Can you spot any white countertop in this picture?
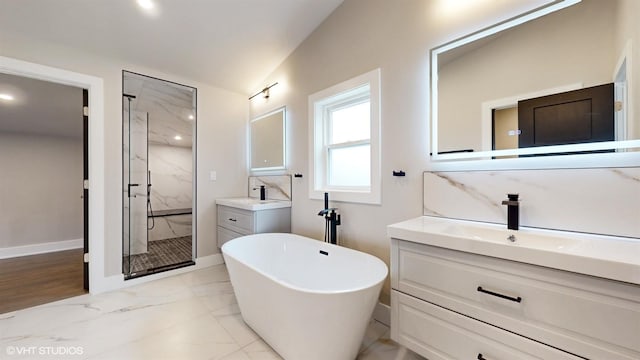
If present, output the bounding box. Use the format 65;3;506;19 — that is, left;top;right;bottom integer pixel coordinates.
216;197;291;211
388;216;640;285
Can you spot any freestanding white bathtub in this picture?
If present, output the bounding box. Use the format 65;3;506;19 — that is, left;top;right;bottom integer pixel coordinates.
222;233;388;360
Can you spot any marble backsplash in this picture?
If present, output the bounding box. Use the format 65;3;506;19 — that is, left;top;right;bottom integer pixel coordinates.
248;175;292;201
423;167;640;239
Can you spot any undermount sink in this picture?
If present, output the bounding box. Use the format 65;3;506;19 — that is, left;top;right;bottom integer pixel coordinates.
216;197;291;211
388;216;640;285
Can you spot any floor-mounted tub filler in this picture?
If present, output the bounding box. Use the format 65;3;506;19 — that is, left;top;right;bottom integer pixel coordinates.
222;233;388;360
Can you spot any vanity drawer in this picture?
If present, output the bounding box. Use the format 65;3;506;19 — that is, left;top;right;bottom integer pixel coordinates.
217;205;254;234
217;226;243;248
394;240;640;359
392;291;580;360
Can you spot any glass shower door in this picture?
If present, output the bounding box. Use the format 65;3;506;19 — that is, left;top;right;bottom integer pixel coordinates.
123;96;132;275
122;70;196;279
123;95;149;277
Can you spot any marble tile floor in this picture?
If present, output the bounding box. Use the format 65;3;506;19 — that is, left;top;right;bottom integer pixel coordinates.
0;264;424;360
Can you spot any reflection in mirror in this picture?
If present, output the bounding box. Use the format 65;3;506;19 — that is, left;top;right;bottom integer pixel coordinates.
250;107;285;171
432;0;640;160
122;70;196;278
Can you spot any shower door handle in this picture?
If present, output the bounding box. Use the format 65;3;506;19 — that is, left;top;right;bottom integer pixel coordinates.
128;183;140;198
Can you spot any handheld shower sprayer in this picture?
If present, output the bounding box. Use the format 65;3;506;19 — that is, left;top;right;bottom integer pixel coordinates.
147;170;155;230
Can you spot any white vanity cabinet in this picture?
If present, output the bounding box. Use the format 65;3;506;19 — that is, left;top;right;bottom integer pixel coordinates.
216;204;291;248
390;238;640;360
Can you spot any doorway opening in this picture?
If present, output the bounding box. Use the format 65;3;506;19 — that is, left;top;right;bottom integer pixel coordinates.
0;72;88;313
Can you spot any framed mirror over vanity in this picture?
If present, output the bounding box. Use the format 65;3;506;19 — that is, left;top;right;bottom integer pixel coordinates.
431;0;640;163
250;107;286;171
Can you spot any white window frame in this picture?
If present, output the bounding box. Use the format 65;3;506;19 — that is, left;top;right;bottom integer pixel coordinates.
308;68;381;204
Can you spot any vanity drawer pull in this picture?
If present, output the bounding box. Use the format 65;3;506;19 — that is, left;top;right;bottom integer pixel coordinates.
228;218;237;222
477;286;522;303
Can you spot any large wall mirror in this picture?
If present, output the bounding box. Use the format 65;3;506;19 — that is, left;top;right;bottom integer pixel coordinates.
250;107;286;171
431;0;640;161
122;70;196;279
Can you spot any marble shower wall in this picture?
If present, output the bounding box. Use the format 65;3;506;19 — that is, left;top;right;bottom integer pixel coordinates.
423;167;640;239
124;71;196;243
149;144;193;241
124;110;148;255
248;175;292;201
124;73;195;147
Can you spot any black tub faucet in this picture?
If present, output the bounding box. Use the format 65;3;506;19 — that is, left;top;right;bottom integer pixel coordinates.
318;192;341;244
501;193;519;230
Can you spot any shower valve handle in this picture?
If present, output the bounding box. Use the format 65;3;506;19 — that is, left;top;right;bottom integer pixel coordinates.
128;183;140;198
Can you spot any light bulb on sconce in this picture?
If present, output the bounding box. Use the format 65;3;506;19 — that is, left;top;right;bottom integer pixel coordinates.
174;135;182;141
188;114;194;120
248;82;278;101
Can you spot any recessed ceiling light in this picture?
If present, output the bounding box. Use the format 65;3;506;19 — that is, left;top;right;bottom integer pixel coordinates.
137;0;154;10
188;114;194;120
0;93;14;101
174;135;182;140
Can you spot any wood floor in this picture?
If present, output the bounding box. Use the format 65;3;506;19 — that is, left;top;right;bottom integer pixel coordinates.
0;249;87;314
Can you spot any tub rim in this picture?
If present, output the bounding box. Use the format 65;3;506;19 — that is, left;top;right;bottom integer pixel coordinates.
222;233;388;295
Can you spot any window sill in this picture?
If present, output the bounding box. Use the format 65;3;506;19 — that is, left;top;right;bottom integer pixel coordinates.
310;188;380;205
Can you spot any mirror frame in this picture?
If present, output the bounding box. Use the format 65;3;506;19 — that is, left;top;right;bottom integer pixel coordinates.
430;0;640;165
249;106;286;172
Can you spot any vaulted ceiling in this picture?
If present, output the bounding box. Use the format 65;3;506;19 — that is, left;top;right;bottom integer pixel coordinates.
0;0;344;137
0;0;344;94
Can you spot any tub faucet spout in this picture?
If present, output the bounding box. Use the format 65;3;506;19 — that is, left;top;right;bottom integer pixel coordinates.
318;192;341;244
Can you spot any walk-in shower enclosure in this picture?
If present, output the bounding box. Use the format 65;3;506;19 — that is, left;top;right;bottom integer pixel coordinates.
122;71;196;278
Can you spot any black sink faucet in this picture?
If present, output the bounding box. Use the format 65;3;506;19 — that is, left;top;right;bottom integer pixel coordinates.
252;185;267;200
501;193;519;230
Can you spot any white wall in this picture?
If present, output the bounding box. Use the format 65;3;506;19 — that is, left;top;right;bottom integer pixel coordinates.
615;0;640;140
250;0;638;304
0;33;248;277
0;132;82;248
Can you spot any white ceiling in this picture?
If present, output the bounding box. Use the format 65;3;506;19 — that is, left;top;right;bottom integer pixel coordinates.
0;0;344;94
0;73;83;138
0;0;343;138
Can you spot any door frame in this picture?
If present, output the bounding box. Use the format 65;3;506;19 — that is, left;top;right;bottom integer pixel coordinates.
0;56;106;293
83;89;89;290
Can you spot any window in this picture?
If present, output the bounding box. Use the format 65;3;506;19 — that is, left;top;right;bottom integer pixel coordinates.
309;69;381;204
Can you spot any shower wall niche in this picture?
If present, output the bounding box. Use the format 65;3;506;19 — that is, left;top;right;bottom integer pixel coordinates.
122;71;196;279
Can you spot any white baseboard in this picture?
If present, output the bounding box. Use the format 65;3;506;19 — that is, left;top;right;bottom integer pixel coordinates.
373;302;391;326
0;238;83;259
195;253;224;268
90;253;224;294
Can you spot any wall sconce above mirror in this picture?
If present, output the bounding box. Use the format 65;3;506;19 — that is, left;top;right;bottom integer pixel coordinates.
250;107;286;171
431;0;640;162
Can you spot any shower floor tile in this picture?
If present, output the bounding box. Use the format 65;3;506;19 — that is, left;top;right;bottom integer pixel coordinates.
124;235;193;275
0;263;425;360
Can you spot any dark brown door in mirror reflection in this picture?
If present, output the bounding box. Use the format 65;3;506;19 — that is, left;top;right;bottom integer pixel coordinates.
518;83;614;149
